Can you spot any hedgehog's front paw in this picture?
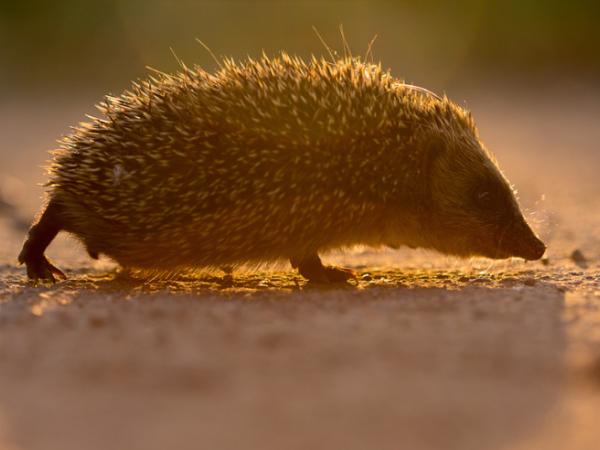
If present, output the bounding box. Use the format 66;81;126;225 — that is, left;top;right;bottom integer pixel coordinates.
18;246;66;286
291;254;356;284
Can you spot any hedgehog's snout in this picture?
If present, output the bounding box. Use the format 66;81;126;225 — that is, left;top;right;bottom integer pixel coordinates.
498;219;546;261
518;234;546;261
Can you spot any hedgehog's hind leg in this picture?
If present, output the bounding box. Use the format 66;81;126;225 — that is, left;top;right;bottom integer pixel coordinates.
290;253;356;284
18;197;67;285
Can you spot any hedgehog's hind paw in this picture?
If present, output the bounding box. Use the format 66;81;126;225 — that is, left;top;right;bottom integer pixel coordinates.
18;250;66;285
321;264;356;283
291;254;356;284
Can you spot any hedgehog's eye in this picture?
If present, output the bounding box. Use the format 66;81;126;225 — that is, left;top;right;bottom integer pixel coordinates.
477;191;492;206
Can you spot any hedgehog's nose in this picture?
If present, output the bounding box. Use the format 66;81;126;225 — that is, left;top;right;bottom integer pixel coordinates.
523;236;546;261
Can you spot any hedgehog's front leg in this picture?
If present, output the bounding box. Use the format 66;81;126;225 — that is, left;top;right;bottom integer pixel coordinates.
290;253;356;284
18;197;67;285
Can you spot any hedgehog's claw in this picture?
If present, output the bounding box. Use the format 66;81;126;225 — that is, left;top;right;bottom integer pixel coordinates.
19;250;66;285
291;254;356;283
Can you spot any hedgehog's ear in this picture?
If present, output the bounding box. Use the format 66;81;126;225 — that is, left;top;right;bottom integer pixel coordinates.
424;137;446;156
420;137;449;203
422;137;447;175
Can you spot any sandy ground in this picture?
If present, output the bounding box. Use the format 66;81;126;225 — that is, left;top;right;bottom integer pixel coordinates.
1;77;600;450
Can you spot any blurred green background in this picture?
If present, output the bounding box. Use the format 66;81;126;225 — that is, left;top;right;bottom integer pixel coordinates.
1;0;599;95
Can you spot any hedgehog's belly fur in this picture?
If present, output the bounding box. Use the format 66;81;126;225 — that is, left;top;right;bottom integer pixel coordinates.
61;193;404;273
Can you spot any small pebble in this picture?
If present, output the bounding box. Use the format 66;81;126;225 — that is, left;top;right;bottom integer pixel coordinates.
523;277;536;286
571;249;586;262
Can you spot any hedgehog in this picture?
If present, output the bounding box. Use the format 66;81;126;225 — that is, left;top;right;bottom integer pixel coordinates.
18;51;545;284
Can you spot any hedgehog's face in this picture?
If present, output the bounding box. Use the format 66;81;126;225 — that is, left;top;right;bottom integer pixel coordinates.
423;137;545;261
